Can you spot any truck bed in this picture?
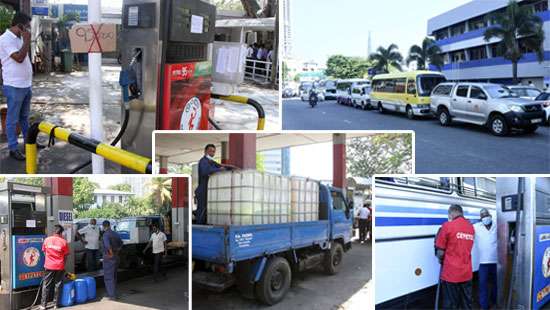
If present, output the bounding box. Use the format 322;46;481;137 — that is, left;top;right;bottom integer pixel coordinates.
193;221;330;264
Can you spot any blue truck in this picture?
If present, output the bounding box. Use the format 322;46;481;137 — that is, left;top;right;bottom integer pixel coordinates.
192;183;353;305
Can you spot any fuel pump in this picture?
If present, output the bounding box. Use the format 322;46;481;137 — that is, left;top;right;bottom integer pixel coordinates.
496;177;550;309
0;183;48;310
120;0;217;159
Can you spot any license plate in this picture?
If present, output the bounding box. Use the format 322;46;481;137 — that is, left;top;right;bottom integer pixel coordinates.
531;118;542;124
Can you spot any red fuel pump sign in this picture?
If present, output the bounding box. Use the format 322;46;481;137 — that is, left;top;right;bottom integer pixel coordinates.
161;61;212;130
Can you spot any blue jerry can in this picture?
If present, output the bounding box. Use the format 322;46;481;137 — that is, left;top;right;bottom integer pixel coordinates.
74;278;88;304
59;281;75;307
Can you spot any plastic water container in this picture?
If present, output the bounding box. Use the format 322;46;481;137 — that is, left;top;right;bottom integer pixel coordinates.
74;278;88;304
60;281;75;307
207;170;291;225
291;177;320;222
83;276;96;300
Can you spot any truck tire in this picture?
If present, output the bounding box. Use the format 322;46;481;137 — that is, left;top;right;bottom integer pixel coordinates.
324;242;344;275
489;114;509;136
255;257;292;305
437;107;451;126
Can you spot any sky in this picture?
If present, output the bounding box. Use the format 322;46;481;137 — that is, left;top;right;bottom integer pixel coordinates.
290;0;472;65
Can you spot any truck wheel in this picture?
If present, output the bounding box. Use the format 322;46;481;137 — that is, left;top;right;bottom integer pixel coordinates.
437;108;451;126
255;257;292;305
489;115;509;136
324;242;344;275
406;106;415;120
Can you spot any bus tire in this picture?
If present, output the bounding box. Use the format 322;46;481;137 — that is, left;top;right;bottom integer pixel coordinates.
366;100;373;110
324;242;344;275
378;102;386;114
406;106;415;120
437;107;451;126
255;257;292;305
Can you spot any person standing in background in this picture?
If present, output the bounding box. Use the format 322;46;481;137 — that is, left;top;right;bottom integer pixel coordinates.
474;208;497;310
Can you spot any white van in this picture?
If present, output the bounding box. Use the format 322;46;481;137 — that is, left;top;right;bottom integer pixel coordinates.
351;85;373;110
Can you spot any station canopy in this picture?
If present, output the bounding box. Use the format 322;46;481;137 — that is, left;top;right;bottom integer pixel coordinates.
155;133;374;165
216;17;276;31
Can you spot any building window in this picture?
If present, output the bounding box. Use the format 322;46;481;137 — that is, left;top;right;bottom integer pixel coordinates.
519;38;536;54
468;16;487;31
119;196;123;203
490;43;504;58
533;0;548;13
468;46;487;61
451;50;466;63
450;23;466;36
434;29;449;41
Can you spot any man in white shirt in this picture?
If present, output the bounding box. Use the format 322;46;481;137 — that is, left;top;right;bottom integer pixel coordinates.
77;218;100;272
473;208;497;310
358;203;371;244
0;13;33;160
143;223;167;282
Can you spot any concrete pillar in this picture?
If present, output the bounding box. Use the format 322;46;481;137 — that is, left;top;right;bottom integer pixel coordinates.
43;177;75;273
228;133;256;169
221;141;229;164
159;156;169;174
333;134;347;190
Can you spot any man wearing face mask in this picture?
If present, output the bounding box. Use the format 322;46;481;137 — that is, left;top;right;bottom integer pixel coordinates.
0;13;34;161
473;208;497;310
77;218;100;272
435;204;475;309
195;144;238;224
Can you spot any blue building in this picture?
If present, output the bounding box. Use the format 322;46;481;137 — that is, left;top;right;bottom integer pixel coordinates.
428;0;550;88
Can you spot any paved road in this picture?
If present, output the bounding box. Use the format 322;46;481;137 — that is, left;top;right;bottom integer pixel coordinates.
282;98;550;174
193;239;372;310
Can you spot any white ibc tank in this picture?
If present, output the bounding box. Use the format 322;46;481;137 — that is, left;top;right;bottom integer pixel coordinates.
207;170;291;225
290;177;320;222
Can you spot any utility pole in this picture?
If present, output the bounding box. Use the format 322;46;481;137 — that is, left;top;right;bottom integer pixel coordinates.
88;0;105;173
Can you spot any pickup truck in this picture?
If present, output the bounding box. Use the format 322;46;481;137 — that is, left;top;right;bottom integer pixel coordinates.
192;183;353;305
430;82;546;136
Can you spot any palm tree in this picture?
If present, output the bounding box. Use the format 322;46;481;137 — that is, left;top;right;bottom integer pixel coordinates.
407;37;444;71
148;177;172;213
483;0;544;84
369;44;403;74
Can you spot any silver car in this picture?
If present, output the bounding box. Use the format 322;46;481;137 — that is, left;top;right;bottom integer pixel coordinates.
431;82;546;136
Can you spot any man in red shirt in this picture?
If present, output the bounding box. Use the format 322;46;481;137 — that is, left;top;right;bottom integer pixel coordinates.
40;225;69;310
435;204;475;309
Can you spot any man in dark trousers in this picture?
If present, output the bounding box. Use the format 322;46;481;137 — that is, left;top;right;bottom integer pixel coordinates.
143;223;167;282
194;144;237;224
435;204;475;309
40;225;69;310
358;203;370;243
102;220;123;300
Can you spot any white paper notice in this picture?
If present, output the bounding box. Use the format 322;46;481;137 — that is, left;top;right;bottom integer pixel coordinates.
191;15;204;34
26;220;36;228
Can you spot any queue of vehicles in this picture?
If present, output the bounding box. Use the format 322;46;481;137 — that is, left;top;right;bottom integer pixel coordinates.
327;71;549;136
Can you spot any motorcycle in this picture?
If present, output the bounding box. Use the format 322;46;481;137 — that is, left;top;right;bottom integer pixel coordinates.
309;90;318;108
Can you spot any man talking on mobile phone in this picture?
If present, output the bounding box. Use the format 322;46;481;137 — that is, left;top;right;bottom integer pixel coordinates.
0;12;34;161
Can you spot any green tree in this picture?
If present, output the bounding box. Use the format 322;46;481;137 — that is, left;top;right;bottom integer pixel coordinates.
484;0;545;84
325;55;371;79
0;6;14;34
73;178;98;212
109;183;132;192
347;134;412;176
369;44;403;74
407;37;444;71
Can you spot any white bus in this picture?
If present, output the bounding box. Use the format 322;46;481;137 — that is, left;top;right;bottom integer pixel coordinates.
375;177;496;308
336;79;371;105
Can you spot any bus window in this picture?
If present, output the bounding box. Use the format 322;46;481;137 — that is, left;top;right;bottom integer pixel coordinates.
392;177;451;191
458;177;496;200
417;75;446;96
395;78;406;93
407;79;416;95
